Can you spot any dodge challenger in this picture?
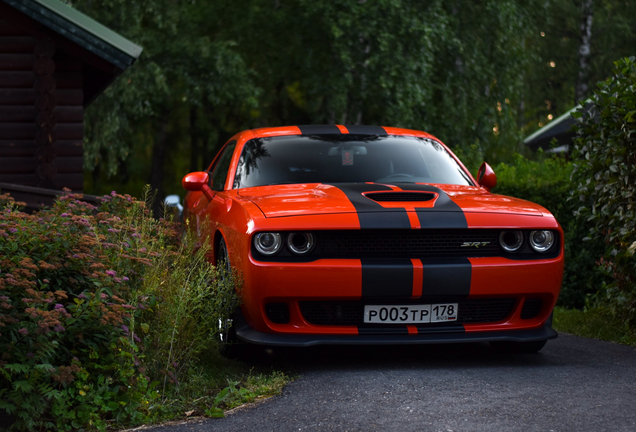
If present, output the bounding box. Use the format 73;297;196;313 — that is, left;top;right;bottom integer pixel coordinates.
181;125;564;354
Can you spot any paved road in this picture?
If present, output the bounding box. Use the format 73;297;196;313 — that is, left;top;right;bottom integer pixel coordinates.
143;333;636;432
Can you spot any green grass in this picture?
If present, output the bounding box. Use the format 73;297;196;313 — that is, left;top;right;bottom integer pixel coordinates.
145;350;291;422
553;306;636;346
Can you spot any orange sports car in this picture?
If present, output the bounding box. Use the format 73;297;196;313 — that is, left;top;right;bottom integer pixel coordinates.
182;125;563;353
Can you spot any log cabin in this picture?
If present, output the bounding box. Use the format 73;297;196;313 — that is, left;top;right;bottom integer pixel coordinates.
0;0;141;210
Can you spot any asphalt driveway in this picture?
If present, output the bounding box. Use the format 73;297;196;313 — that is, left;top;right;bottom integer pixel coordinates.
141;333;636;432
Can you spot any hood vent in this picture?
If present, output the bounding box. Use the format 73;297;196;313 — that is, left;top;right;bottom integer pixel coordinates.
365;192;435;202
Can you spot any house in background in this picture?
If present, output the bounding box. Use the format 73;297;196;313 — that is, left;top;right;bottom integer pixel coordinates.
0;0;141;210
523;105;585;154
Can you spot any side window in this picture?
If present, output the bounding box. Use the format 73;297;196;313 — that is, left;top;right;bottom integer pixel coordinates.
210;141;237;191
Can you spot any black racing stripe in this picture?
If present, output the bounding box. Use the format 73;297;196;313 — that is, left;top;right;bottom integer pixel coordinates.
415;211;467;229
328;183;411;229
358;326;409;335
361;258;413;298
421;259;472;298
298;125;342;135
397;183;468;229
416;325;465;334
344;125;387;135
358;212;410;229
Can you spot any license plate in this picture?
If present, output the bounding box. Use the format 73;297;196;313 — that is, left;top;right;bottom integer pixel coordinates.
363;303;458;324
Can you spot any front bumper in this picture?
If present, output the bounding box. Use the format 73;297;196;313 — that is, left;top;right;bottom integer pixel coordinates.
239;255;564;336
233;309;558;347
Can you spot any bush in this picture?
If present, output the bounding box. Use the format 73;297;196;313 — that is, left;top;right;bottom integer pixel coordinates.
493;153;605;308
571;56;636;325
0;189;240;430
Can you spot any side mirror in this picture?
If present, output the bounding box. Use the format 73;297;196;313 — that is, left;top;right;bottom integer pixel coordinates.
477;162;497;191
182;172;215;200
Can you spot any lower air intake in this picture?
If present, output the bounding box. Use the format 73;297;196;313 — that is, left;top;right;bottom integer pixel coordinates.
520;298;543;319
265;302;290;324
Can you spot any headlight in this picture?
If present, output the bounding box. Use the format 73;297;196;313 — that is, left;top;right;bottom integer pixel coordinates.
254;232;282;255
499;230;524;253
287;232;315;255
529;230;555;253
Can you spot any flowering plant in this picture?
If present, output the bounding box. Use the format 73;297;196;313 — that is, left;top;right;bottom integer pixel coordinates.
0;189;239;430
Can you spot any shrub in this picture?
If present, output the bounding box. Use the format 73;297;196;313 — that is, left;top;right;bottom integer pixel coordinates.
0;189;239;430
493;153;605;308
571;56;636;325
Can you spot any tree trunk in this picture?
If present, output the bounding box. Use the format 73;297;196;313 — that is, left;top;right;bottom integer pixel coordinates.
575;0;593;104
189;106;200;172
150;114;168;216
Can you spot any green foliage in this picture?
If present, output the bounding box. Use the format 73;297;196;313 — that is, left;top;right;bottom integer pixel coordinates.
493;153;605;308
0;189;240;430
222;0;544;162
553;306;636;346
65;0;562;198
65;0;259;199
571;56;636;325
522;0;636;136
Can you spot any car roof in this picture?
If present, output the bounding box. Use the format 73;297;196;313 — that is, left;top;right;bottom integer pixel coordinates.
249;125;441;141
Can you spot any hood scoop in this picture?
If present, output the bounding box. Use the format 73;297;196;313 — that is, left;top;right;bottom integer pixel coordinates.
365;192;435;202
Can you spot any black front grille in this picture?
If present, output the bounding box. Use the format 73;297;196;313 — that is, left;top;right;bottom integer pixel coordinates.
521;298;543;319
317;229;501;259
365;192;435;202
300;298;516;326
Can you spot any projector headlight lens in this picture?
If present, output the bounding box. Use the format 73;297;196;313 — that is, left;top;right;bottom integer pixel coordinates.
287;232;315;255
529;230;555;253
254;232;282;255
499;230;524;253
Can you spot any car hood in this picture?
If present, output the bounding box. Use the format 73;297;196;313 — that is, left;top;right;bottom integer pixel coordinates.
237;183;544;218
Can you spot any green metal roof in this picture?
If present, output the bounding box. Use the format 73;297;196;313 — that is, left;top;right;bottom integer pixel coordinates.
522;105;581;146
2;0;142;69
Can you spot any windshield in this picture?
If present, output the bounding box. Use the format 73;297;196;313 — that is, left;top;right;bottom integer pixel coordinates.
233;135;473;189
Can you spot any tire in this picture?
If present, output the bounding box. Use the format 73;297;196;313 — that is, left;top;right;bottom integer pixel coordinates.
217;237;231;275
489;339;547;354
216;237;242;357
218;317;241;358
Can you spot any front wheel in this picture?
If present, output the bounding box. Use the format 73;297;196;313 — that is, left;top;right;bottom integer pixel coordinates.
216;237;242;357
489;340;547;354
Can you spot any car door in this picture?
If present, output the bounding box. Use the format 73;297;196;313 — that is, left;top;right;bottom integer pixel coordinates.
192;141;237;253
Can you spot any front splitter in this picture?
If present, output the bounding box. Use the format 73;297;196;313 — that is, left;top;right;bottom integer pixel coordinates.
233;312;558;347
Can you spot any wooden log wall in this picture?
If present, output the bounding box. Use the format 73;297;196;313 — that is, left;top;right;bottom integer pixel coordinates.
0;18;84;191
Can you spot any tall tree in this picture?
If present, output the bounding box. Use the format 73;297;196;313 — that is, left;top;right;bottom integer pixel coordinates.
67;0;258;201
575;0;594;103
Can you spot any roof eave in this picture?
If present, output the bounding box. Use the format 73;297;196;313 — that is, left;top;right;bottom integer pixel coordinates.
1;0;142;70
